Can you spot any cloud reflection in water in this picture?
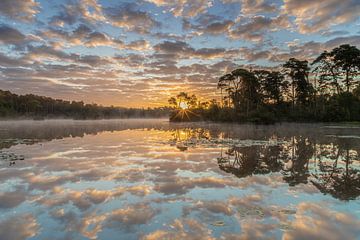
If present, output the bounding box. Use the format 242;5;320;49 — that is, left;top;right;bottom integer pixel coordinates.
0;120;359;239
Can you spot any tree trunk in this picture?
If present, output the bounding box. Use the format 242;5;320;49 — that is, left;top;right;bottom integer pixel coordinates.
346;69;350;92
292;81;295;110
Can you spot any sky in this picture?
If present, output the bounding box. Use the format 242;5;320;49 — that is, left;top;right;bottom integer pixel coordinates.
0;0;359;107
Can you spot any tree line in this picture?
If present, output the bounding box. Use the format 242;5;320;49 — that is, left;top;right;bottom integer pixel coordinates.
169;44;360;123
0;90;171;119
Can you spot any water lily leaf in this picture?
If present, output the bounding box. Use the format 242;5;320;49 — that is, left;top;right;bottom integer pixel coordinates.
279;209;296;215
279;222;293;231
237;207;265;218
211;221;225;226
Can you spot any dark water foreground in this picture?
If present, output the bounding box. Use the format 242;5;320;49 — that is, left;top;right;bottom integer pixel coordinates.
0;119;359;240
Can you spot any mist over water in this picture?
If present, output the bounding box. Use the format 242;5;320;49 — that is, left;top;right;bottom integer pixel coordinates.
0;119;359;239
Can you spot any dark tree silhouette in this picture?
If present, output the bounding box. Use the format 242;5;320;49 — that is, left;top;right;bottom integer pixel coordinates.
218;68;261;116
254;70;288;104
218;72;241;111
312;51;341;94
283;58;313;107
168;92;197;109
331;44;360;92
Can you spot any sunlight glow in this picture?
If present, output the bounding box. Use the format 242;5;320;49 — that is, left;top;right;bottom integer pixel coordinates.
179;102;188;110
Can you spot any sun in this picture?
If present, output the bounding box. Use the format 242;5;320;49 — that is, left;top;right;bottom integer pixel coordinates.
179;102;188;110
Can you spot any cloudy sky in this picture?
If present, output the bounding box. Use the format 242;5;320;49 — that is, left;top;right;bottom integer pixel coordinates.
0;0;359;107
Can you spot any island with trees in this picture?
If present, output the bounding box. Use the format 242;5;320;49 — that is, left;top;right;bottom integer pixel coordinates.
169;44;360;123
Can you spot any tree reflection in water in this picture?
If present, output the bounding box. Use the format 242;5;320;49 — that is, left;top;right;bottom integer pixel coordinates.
165;125;360;201
311;138;360;200
169;128;212;151
217;136;360;201
218;145;283;178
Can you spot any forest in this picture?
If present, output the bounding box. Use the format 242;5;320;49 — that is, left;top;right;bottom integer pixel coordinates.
169;44;360;123
0;90;171;119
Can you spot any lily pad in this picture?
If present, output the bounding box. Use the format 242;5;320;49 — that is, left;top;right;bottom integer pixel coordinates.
279;209;296;215
279;222;293;231
211;221;225;226
237;206;265;218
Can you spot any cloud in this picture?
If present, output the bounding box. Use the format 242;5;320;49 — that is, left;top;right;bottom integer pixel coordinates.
0;53;27;67
50;0;105;26
126;40;151;51
153;176;239;195
25;45;76;62
0;188;27;209
0;25;27;46
223;221;278;239
182;9;289;41
146;0;213;18
229;15;291;41
83;31;114;47
0;214;39;240
23;44;113;66
321;30;350;37
153;40;238;59
324;35;360;49
141;218;214;240
183;200;233;216
0;0;40;22
79;0;105;23
283;0;360;33
50;209;106;239
183;15;235;36
240;0;277;15
36;185;152;211
105;203;159;229
269;35;360;62
50;3;79;26
41;24;151;51
239;47;271;62
283;202;360;239
198;20;235;35
105;3;160;34
222;0;277;15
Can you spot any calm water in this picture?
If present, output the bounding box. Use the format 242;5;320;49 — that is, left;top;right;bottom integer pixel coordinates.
0;119;359;240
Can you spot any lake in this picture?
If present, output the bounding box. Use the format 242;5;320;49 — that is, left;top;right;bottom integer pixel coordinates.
0;119;359;240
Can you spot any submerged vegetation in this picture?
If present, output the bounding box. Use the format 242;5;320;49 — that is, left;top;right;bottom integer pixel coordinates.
0;90;171;119
169;44;360;123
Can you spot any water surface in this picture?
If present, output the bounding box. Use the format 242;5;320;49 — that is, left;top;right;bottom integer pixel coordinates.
0;119;359;240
